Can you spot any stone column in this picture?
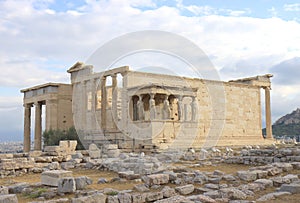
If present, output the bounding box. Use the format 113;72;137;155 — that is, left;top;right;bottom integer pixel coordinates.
177;95;183;121
112;74;118;126
265;87;272;139
34;102;42;151
121;72;128;132
23;103;31;152
101;76;107;130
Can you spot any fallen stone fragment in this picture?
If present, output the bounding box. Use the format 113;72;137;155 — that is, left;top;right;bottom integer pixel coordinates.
8;182;30;194
118;192;132;203
143;174;169;186
188;194;216;203
0;186;8;195
41;170;73;187
145;191;164;202
153;195;192;203
237;171;257;182
75;176;93;190
161;186;176;198
279;183;300;194
256;191;291;202
254;179;273;187
71;192;106;203
220;188;247;200
175;184;194;195
58;177;76;193
134;184;149;192
0;194;18;203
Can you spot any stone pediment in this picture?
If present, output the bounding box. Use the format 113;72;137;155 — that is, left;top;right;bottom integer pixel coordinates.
67;61;84;73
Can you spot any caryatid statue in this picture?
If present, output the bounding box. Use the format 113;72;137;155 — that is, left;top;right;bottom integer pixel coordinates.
137;95;144;120
163;95;171;119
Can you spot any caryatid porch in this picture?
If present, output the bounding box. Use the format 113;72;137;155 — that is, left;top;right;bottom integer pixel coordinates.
128;84;198;122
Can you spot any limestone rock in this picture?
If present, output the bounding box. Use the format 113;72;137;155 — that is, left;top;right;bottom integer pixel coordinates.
154;195;191;203
58;177;76;193
75;176;93;190
0;186;8;195
267;167;282;176
41;170;73;187
8;182;29;194
254;179;273;187
61;162;75;170
279;183;300;194
161;186;176;198
117;192;132;203
237;171;257;181
175;184;194;195
0;194;18;203
131;193;146;203
46;162;60;170
88;144;101;159
143;174;169;186
134;184;150;192
188;194;216;203
107;195;119;203
97;178;108;184
145;191;164;202
220;188;247;200
256;191;291;202
71;192;106;203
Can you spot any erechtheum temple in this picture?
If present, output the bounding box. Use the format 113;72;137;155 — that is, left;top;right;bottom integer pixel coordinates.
21;62;273;152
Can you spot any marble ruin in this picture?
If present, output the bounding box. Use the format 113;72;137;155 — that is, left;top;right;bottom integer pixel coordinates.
21;62;274;152
21;83;73;152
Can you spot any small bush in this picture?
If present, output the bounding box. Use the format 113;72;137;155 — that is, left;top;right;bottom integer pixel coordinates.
106;191;119;196
43;126;84;150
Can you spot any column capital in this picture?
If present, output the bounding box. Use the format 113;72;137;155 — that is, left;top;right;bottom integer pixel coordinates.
111;73;117;78
120;71;128;77
24;103;33;108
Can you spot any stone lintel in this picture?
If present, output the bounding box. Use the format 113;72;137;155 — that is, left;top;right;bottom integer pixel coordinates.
229;74;273;88
100;66;129;77
20;83;69;93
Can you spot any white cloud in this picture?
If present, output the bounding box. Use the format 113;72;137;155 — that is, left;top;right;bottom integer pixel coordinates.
1;0;300;139
284;3;300;11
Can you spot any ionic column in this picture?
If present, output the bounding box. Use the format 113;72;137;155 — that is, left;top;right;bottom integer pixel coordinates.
34;102;42;151
112;74;118;126
23;103;32;152
265;87;272;139
101;76;107;130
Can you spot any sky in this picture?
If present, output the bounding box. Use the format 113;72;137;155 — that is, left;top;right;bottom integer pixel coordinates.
1;0;300;142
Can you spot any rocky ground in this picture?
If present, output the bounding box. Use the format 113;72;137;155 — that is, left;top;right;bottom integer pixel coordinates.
0;142;300;203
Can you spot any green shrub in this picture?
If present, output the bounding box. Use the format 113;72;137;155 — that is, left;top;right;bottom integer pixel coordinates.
43;126;84;150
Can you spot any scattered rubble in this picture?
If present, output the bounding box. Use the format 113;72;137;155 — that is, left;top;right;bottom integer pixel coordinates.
1;143;300;202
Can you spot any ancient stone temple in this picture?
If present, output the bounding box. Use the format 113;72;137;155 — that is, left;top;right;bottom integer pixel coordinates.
21;62;274;152
21;83;73;152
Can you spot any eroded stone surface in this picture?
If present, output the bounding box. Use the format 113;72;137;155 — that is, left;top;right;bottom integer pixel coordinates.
41;170;73;187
